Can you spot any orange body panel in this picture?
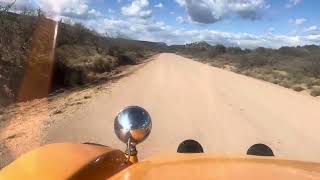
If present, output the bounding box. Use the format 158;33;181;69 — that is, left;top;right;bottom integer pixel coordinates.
0;143;129;180
2;144;320;180
110;154;320;180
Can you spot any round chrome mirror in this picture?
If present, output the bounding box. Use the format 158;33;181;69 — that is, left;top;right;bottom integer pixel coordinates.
114;106;152;145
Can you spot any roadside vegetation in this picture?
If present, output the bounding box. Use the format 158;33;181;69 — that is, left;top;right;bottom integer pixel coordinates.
1;5;320;108
170;41;320;97
0;9;166;108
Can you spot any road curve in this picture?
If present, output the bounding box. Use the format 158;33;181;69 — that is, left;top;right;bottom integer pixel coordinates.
45;53;320;162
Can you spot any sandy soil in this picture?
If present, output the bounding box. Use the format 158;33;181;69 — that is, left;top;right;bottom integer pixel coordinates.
1;53;320;168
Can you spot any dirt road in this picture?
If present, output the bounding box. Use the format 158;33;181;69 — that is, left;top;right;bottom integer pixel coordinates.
45;53;320;162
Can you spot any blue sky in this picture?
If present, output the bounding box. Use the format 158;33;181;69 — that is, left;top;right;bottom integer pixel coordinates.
3;0;320;48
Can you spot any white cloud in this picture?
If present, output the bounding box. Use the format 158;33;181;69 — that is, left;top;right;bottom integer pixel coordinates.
305;26;318;32
154;3;163;8
268;27;275;33
3;0;319;48
289;18;307;25
286;0;302;8
176;16;183;24
104;18;130;31
36;0;85;14
304;26;320;35
88;9;102;17
1;0;103;20
176;16;188;24
305;34;320;42
121;0;152;18
108;8;115;14
175;0;186;7
26;0;102;20
100;16;320;48
63;3;89;16
174;0;268;24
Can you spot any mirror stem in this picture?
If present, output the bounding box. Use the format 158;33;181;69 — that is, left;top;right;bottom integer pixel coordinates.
125;138;138;163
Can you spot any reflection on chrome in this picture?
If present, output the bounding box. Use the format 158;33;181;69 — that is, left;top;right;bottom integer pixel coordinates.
114;106;152;144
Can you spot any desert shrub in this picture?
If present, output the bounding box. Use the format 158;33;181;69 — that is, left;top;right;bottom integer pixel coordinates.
242;70;252;76
279;80;293;88
239;53;273;68
52;61;87;88
215;44;226;54
292;85;305;92
259;74;275;82
92;56;117;73
207;44;227;58
57;22;99;47
271;78;281;84
186;41;211;51
310;87;320;97
304;78;319;88
313;79;320;86
0;11;40;104
117;53;137;65
287;73;307;84
108;46;122;57
208;47;218;58
255;47;268;54
305;57;320;78
93;57;108;73
278;46;309;57
227;47;242;54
